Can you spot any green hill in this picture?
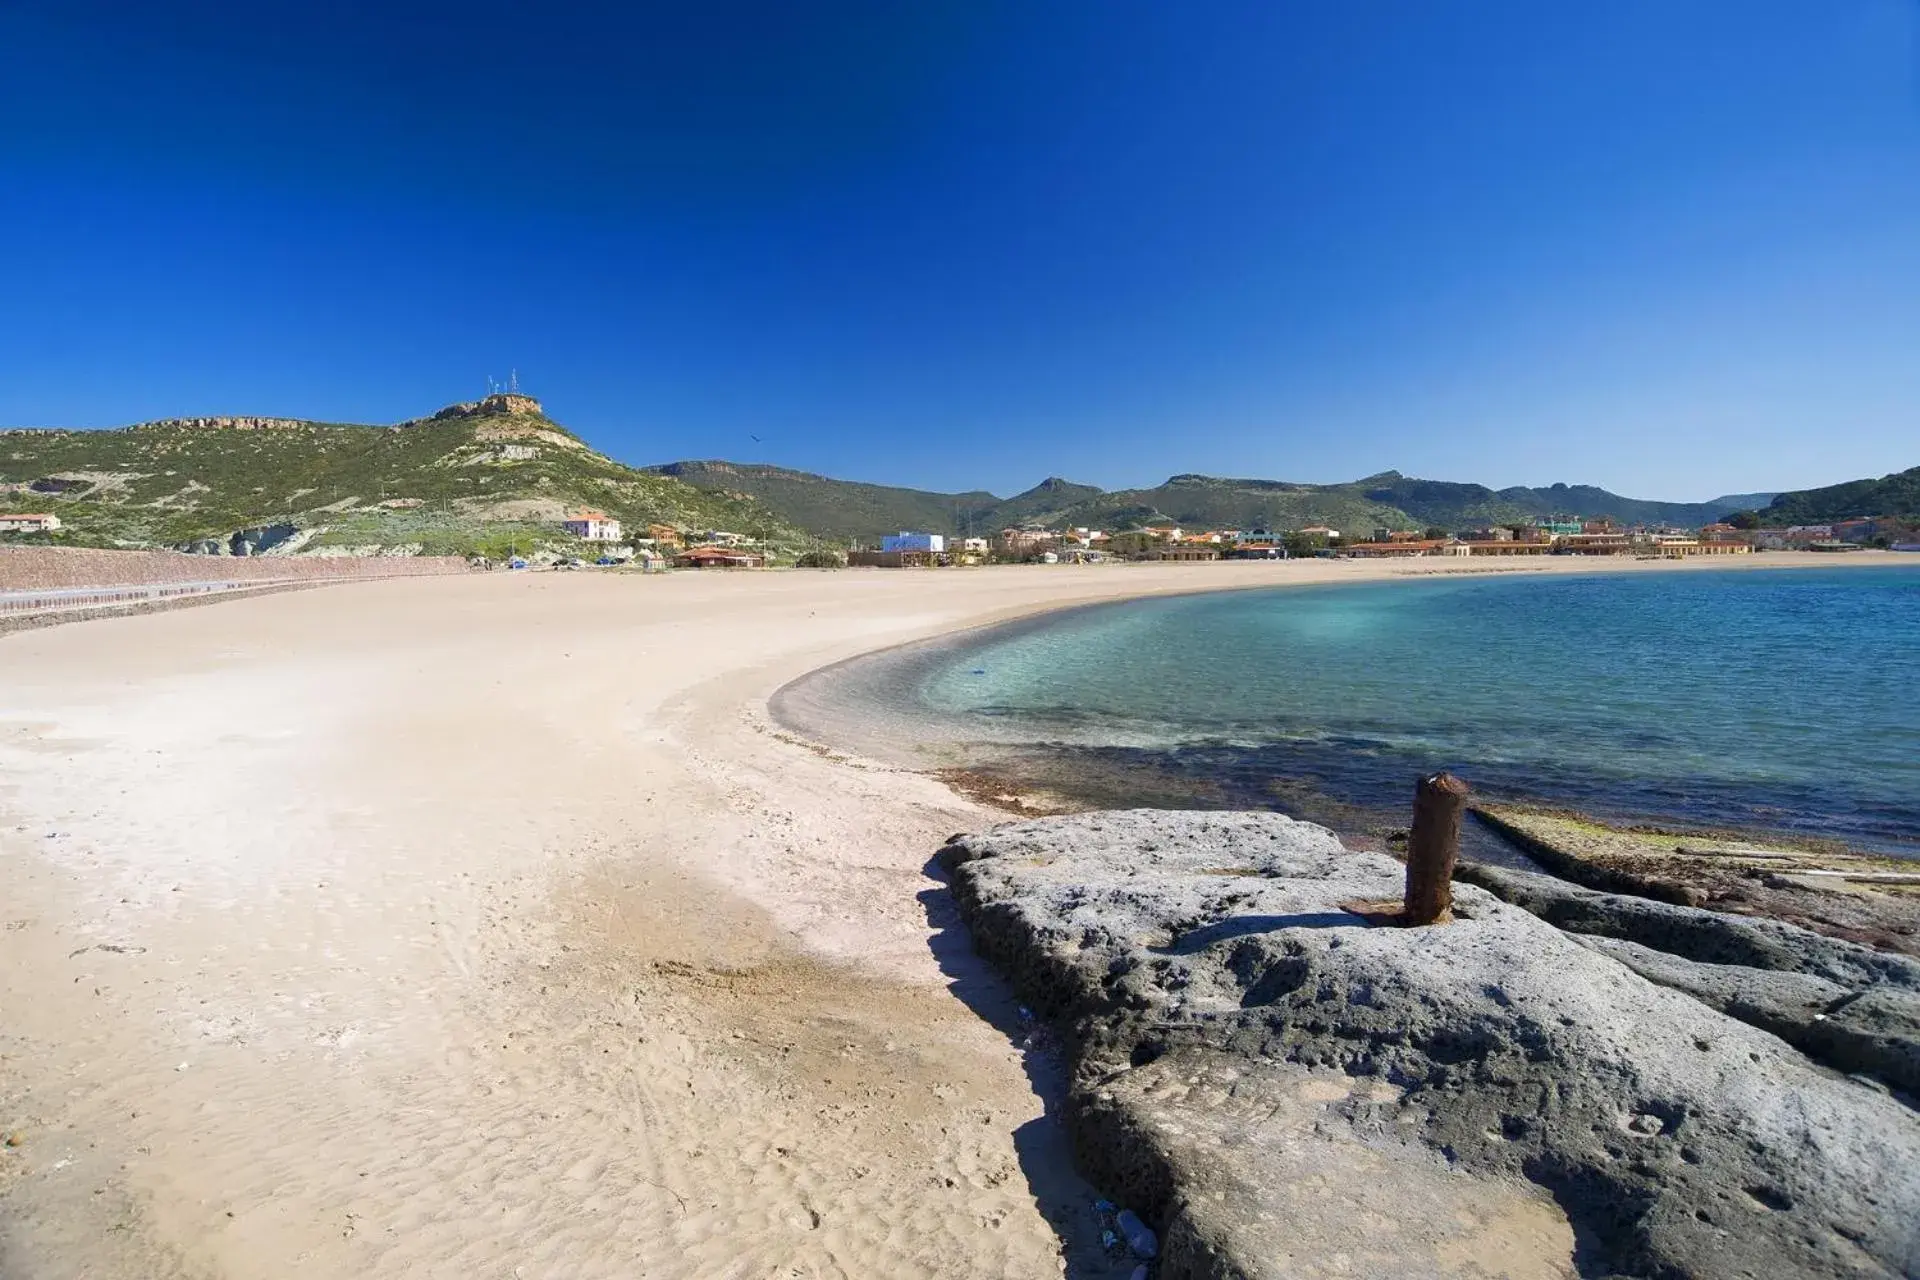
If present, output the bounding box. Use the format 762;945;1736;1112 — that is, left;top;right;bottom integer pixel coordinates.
0;396;801;558
647;460;1000;543
1101;473;1767;533
1758;466;1920;525
1044;474;1410;535
986;476;1108;528
2;394;1813;560
1355;475;1776;530
651;459;1771;540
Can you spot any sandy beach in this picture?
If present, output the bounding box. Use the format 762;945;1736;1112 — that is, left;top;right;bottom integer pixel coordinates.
0;551;1904;1279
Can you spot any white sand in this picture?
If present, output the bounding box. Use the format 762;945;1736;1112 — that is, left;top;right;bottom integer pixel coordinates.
0;552;1903;1278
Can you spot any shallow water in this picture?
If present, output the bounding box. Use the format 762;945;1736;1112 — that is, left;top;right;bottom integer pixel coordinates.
825;565;1920;856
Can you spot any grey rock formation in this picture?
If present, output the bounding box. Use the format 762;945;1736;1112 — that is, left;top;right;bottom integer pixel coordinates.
938;810;1920;1280
1462;863;1920;1099
174;524;305;557
1458;864;1920;987
228;523;301;557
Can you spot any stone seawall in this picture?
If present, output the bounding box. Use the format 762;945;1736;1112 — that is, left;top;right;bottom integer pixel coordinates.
937;810;1920;1280
0;546;471;592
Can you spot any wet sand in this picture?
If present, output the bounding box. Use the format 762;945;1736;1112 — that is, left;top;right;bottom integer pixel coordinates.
0;552;1900;1278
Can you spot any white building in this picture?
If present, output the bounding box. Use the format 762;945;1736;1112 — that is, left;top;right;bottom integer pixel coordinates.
961;537;990;554
0;513;61;534
562;510;623;542
881;531;945;554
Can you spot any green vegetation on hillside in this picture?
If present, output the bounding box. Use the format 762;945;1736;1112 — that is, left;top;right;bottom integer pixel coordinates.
8;392;1870;558
1759;466;1920;525
1365;475;1772;530
652;460;1773;540
647;461;1000;542
985;476;1108;528
1043;475;1411;536
0;401;802;556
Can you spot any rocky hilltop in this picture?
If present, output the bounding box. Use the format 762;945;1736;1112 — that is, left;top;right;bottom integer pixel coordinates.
422;392;547;422
127;415;312;432
938;810;1920;1280
0;396;800;558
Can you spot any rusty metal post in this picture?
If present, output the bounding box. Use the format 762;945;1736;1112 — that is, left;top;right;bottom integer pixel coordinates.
1404;772;1469;925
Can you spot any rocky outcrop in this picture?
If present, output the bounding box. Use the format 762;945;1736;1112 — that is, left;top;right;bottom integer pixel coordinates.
1470;807;1920;955
228;523;301;556
1461;863;1920;1099
937;810;1920;1280
256;528;319;557
426;393;544;421
173;524;304;557
129;416;310;432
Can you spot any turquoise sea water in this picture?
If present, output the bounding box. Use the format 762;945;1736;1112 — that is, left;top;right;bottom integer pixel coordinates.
914;566;1920;854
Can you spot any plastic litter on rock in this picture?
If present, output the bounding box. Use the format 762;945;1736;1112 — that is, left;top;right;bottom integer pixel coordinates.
1116;1208;1159;1259
1092;1198;1158;1267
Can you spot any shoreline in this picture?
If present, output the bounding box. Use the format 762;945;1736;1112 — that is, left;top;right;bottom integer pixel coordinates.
775;549;1913;719
770;554;1920;860
0;551;1909;1278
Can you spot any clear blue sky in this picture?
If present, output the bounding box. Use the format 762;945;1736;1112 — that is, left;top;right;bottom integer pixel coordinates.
3;2;1915;501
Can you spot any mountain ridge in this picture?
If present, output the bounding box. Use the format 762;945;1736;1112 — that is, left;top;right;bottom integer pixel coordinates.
8;396;1909;554
648;460;1002;542
1758;466;1920;525
650;459;1783;541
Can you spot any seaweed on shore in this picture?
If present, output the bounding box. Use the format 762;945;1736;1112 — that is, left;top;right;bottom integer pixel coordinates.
1472;805;1920;957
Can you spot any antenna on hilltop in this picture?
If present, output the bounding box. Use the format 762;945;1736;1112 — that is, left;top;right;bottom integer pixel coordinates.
509;368;520;395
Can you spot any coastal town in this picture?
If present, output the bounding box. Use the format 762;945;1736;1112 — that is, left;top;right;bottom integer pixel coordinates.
13;503;1912;574
832;513;1920;569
